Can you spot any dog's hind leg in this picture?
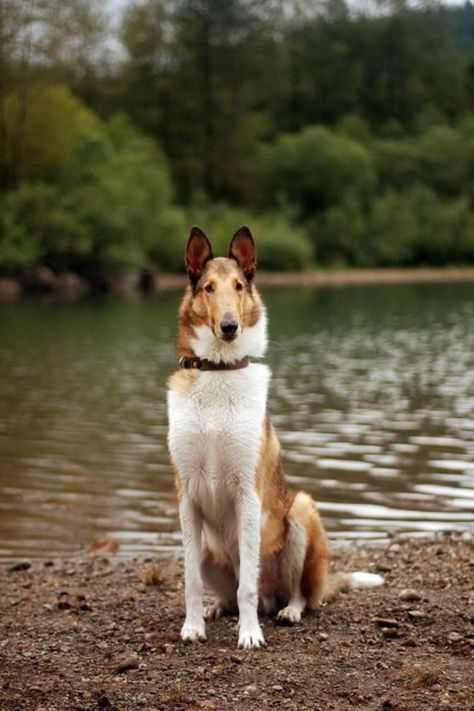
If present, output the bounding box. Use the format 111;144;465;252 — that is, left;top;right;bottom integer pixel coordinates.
277;492;329;625
201;549;238;620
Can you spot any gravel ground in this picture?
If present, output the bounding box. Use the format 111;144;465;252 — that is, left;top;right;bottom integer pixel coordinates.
1;534;473;711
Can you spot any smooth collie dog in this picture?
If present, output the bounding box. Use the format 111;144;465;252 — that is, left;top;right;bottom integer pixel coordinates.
167;226;383;649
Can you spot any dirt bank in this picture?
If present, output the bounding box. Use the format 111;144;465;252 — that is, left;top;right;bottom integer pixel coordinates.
1;534;473;711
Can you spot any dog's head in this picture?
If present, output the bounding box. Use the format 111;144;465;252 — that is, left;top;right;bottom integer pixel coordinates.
177;226;267;362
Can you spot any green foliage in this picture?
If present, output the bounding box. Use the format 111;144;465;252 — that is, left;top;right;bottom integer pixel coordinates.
3;0;474;277
62;116;185;272
0;183;90;273
0;215;42;274
312;198;369;266
368;191;419;266
375;124;474;197
264;126;376;219
4;84;99;183
0;111;187;275
312;185;474;268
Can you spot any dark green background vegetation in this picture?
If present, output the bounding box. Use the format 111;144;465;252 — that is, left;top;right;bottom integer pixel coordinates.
2;0;474;278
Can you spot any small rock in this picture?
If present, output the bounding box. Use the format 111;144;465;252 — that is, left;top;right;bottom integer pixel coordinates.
399;588;422;602
407;609;425;620
272;685;283;691
8;561;31;572
319;633;329;640
376;562;393;573
382;628;401;639
447;632;463;643
115;654;140;673
245;685;257;693
373;617;399;628
403;638;417;647
0;278;21;300
230;654;243;664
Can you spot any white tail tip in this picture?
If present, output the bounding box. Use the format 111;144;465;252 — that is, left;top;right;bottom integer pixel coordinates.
349;571;384;588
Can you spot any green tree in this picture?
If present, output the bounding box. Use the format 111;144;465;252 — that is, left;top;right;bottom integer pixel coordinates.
264;125;376;218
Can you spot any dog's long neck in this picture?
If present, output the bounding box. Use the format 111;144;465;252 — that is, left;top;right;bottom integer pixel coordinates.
176;287;268;365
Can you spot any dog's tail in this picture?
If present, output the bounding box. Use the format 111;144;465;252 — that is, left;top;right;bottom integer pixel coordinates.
324;571;384;601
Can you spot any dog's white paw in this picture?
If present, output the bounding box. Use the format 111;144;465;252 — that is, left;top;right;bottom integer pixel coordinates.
181;621;207;643
238;625;265;649
204;602;225;621
276;606;301;625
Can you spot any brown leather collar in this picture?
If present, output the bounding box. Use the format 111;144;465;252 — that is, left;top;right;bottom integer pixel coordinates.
179;356;250;371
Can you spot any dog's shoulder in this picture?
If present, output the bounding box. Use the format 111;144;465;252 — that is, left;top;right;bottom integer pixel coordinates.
167;369;198;397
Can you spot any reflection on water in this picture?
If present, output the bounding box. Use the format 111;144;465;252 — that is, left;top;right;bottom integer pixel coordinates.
0;283;474;559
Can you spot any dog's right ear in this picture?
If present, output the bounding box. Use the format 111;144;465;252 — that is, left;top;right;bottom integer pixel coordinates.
185;226;213;287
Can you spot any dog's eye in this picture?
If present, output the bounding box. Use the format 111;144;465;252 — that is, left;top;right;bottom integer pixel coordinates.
235;282;243;292
204;283;214;293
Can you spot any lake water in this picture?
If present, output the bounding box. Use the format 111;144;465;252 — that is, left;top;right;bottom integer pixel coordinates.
1;283;474;560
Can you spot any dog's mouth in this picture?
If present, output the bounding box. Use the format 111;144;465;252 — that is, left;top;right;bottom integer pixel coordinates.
221;331;238;343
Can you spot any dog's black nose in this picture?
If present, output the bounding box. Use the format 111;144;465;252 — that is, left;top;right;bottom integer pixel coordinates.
220;318;238;338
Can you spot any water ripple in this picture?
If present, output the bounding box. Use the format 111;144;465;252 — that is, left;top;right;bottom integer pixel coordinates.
1;284;474;559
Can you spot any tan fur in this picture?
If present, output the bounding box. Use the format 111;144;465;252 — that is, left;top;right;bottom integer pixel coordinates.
167;369;198;398
255;417;294;558
289;492;330;607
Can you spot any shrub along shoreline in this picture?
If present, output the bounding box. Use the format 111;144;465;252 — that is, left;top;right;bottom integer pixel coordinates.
4;109;474;282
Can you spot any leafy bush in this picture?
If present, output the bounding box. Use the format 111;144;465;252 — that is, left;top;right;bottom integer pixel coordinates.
368;191;419;266
0;215;42;274
61;116;186;273
263;125;376;219
375;123;474;198
0;112;187;276
4;84;98;181
0;183;90;273
311;198;369;266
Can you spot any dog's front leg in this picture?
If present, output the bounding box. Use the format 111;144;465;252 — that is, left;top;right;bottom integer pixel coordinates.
179;495;206;642
236;491;265;649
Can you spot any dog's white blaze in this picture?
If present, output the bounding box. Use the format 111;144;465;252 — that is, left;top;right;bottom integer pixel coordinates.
168;362;270;559
190;307;268;363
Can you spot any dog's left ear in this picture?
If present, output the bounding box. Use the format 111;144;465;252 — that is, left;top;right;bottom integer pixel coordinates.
229;226;256;282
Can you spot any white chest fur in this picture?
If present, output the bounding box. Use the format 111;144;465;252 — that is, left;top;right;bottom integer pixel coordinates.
168;364;270;560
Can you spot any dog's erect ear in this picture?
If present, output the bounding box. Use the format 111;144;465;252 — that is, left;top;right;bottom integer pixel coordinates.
229;226;256;282
185;226;213;286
